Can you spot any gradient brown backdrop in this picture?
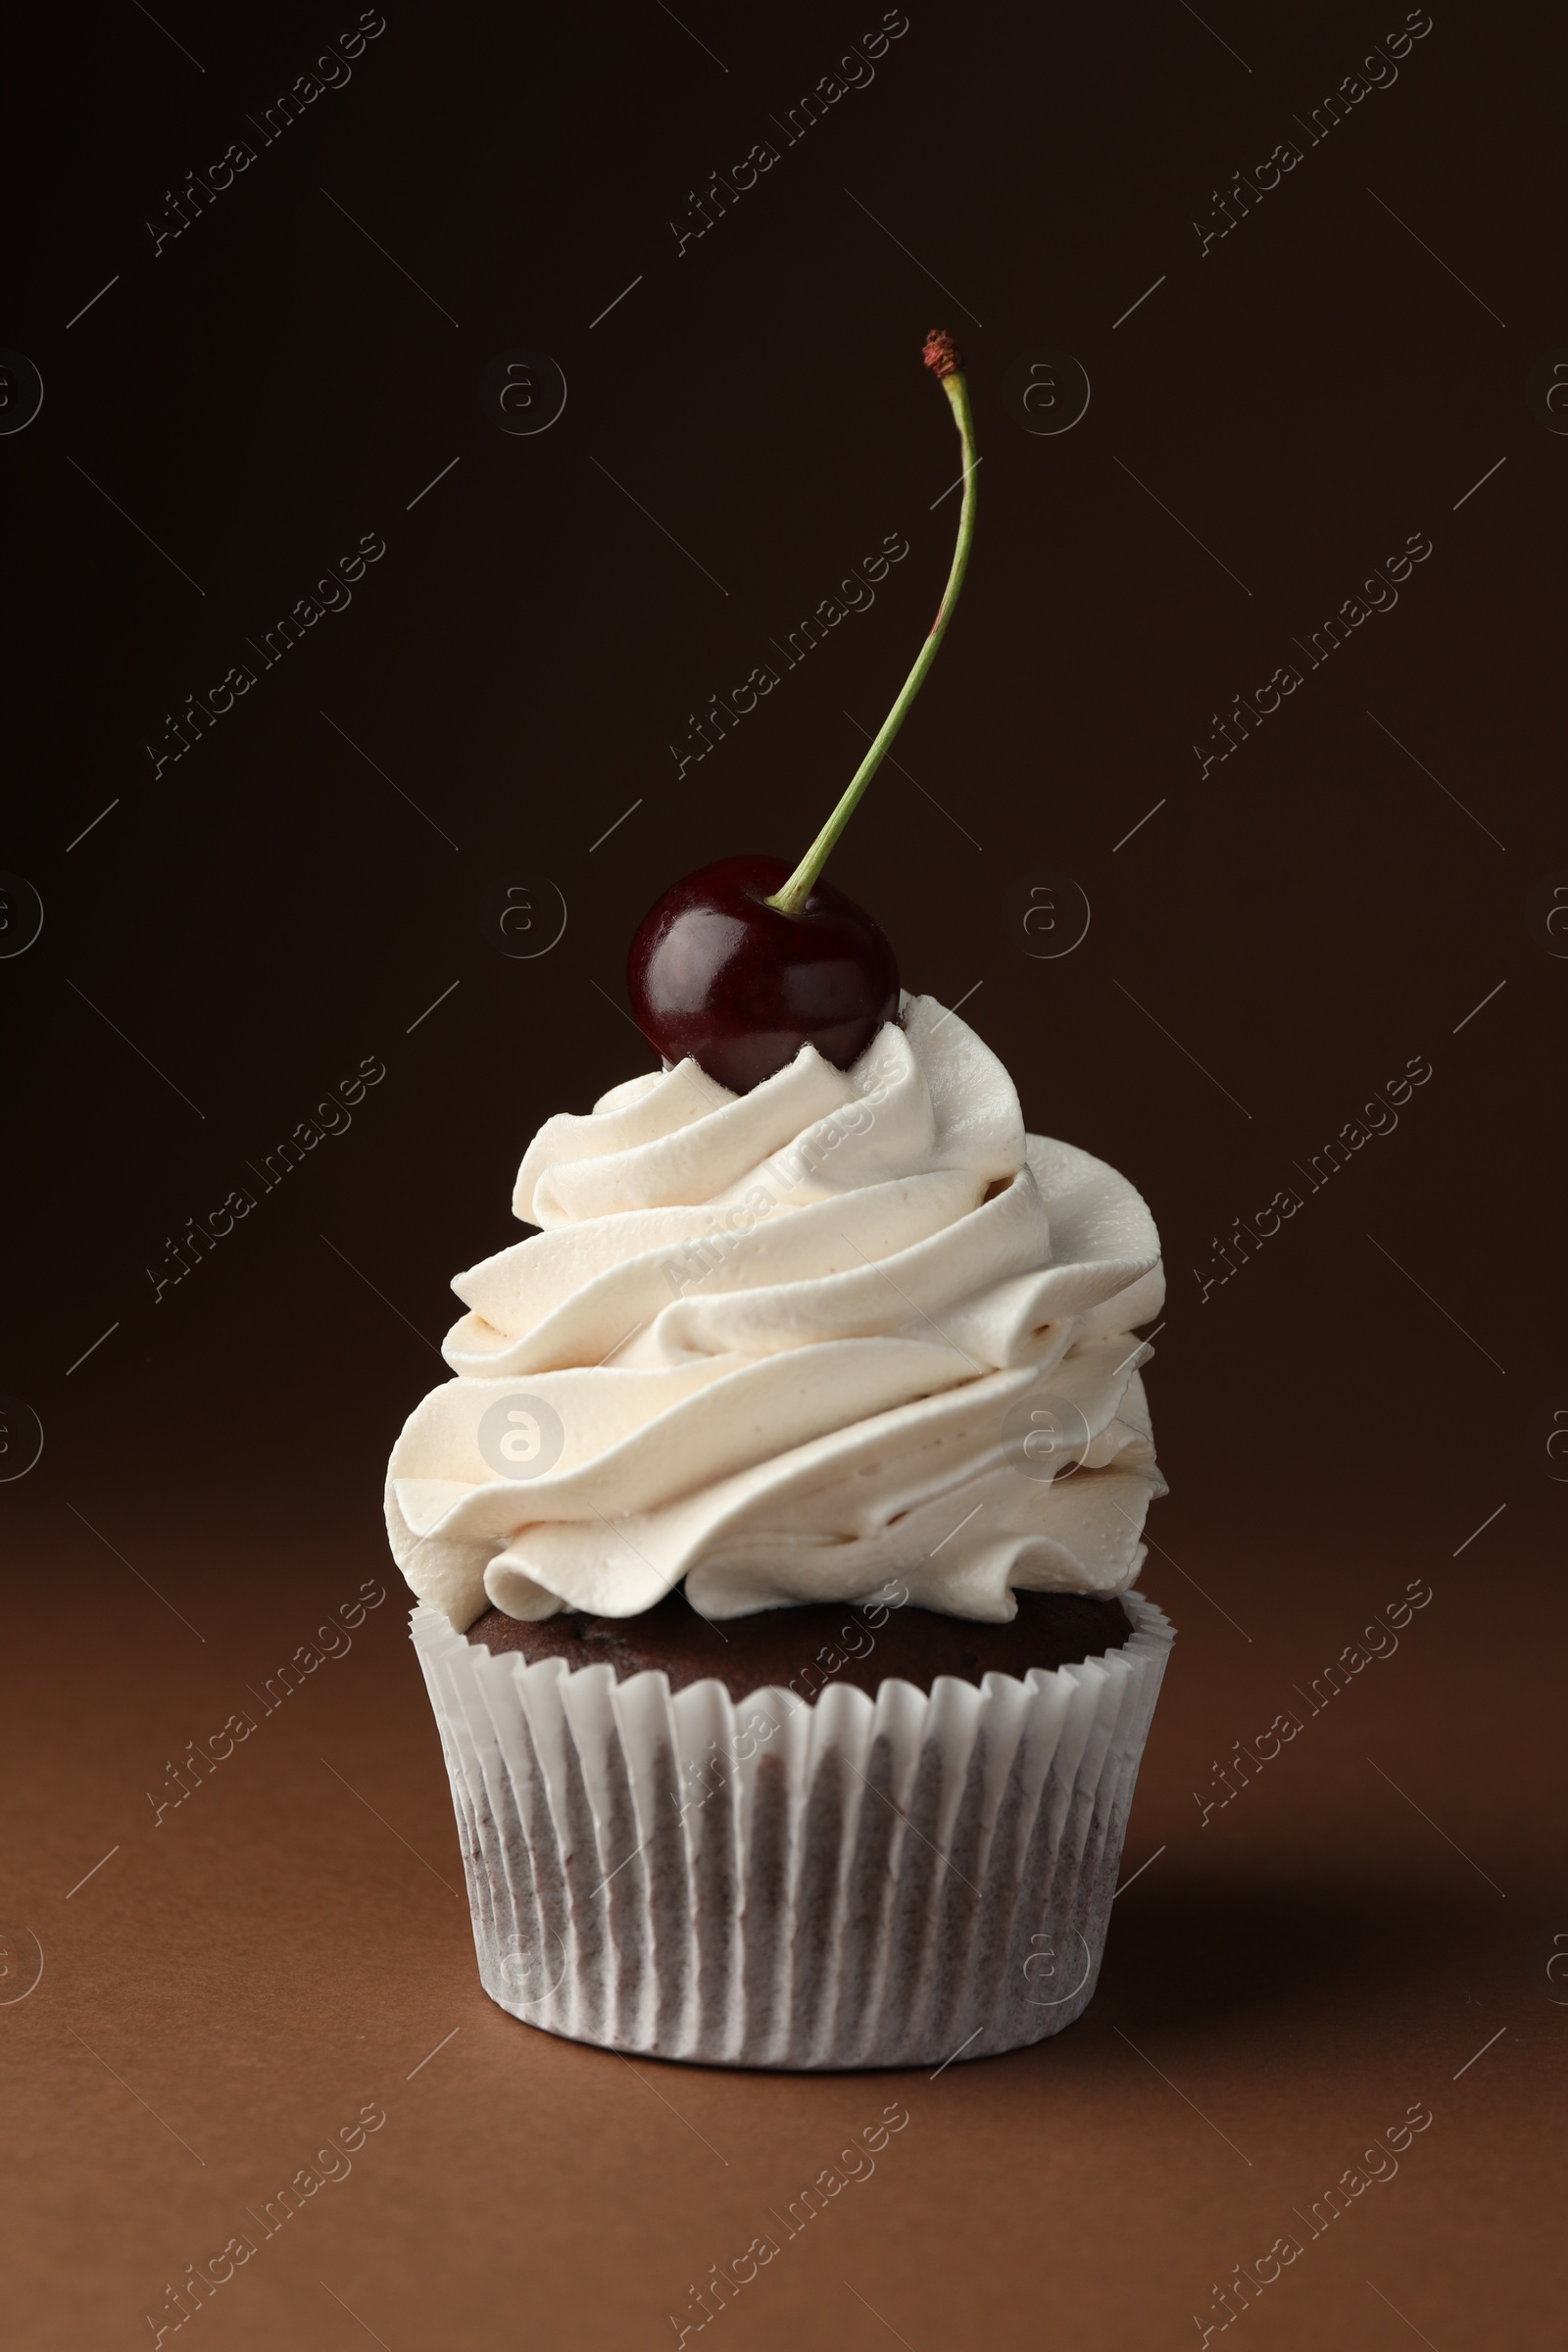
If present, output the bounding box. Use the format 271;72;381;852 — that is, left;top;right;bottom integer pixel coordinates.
4;1;1564;2345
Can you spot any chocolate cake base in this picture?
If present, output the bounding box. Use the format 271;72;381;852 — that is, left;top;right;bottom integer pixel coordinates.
465;1585;1133;1702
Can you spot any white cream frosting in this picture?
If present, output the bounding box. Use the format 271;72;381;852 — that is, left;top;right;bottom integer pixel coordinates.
385;995;1164;1630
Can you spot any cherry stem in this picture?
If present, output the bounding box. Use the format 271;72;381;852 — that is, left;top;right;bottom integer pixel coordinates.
766;338;978;918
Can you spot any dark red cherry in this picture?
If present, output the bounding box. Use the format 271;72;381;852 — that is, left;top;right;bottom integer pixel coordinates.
627;854;900;1094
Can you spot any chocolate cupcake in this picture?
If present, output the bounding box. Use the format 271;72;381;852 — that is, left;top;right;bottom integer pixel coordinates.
389;997;1173;2067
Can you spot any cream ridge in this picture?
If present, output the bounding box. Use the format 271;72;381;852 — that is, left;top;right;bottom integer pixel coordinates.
385;994;1164;1630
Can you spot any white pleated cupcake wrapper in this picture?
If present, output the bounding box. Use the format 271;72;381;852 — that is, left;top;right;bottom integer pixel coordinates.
412;1593;1174;2071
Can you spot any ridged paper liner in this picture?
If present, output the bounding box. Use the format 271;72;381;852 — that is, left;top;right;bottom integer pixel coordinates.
412;1594;1173;2070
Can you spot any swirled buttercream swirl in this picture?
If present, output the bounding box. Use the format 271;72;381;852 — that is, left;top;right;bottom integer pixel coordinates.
385;996;1163;1629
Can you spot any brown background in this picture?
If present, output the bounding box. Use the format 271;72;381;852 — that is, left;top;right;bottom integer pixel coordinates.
3;0;1564;2344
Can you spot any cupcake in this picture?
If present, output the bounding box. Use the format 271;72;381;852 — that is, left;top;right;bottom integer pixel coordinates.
387;993;1169;2066
384;331;1174;2068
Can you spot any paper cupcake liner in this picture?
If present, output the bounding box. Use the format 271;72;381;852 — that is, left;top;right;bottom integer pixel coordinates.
411;1593;1173;2071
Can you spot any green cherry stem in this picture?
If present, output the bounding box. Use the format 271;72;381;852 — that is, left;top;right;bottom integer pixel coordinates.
765;329;978;919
